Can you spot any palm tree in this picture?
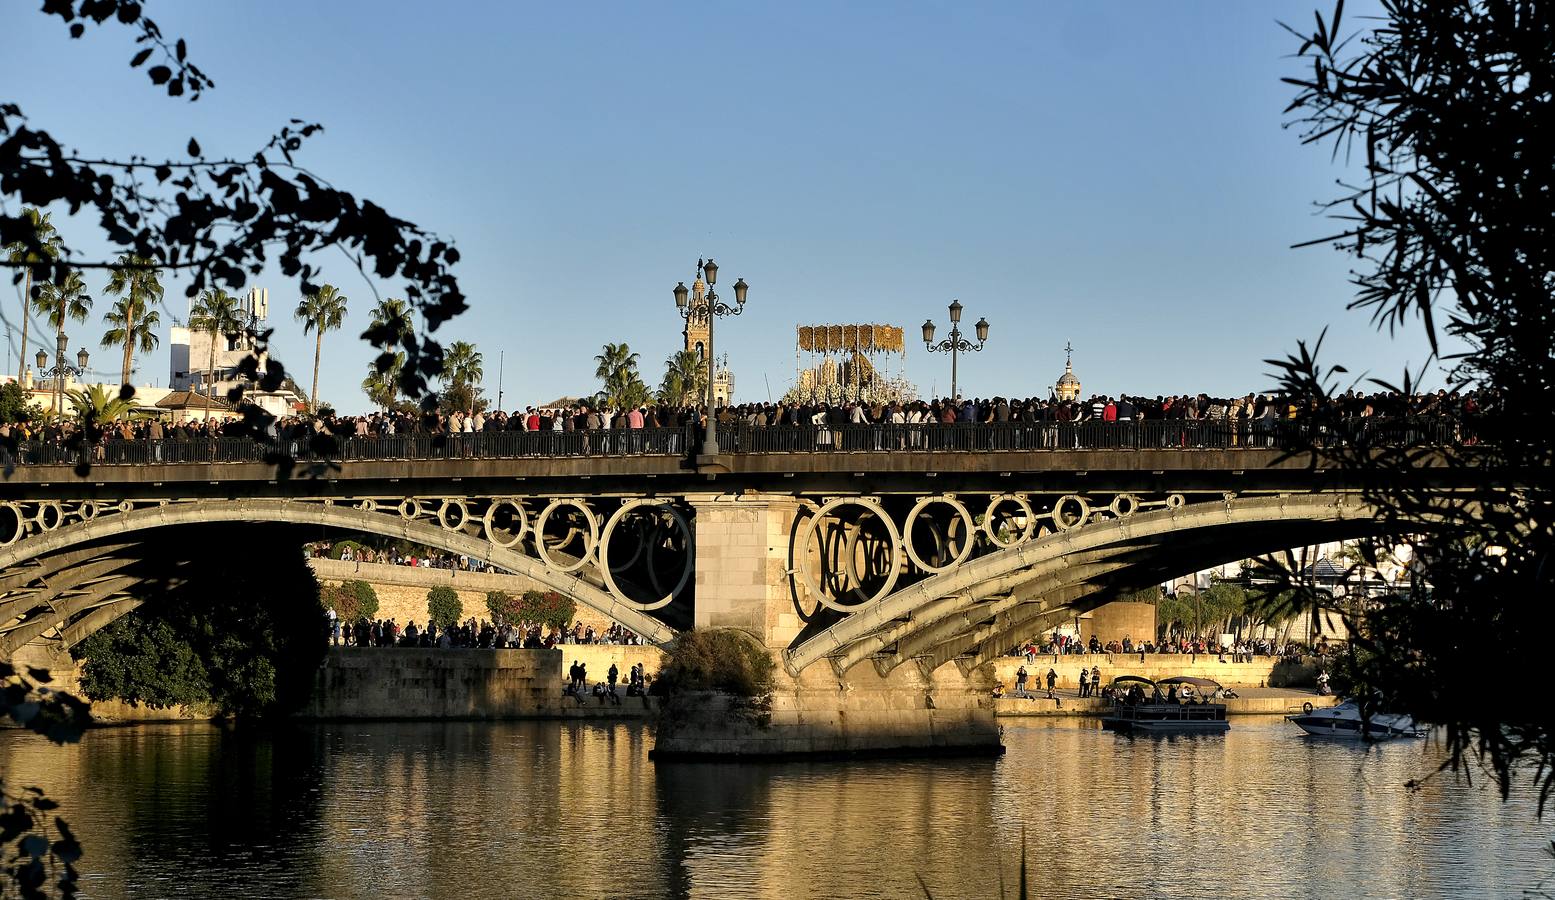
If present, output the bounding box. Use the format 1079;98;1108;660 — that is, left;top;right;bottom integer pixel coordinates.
101;255;163;386
435;339;485;414
294;284;348;414
368;297;412;342
189;288;244;421
65;383;143;425
444;340;483;388
659;349;708;407
36;270;93;412
594;341;650;410
362;351;405;411
594;342;639;385
615;371;653;411
5;208;59;381
39;270;92;332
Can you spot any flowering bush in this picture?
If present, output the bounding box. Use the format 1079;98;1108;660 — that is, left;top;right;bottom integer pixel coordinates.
485;590;519;626
320;580;378;621
515;590;576;631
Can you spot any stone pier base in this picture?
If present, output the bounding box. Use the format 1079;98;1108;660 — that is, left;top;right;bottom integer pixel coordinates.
651;661;1003;759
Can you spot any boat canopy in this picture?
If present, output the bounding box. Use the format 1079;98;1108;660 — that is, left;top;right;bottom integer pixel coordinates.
1158;676;1224;690
1109;675;1157;688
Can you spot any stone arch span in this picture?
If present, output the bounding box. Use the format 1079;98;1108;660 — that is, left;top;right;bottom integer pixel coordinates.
783;492;1427;674
0;498;679;652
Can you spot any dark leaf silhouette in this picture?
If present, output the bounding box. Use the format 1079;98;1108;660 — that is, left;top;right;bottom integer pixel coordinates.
1279;0;1555;816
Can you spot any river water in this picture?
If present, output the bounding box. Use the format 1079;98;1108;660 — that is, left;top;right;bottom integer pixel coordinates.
0;718;1547;899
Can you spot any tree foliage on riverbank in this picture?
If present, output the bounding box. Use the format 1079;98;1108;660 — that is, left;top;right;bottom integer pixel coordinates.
73;529;327;717
1271;0;1555;809
653;629;774;700
651;629;776;729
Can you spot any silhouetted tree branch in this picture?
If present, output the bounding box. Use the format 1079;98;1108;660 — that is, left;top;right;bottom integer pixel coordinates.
1265;0;1554;814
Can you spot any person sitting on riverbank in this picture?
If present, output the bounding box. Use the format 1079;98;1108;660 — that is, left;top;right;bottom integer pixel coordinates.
625;663;648;696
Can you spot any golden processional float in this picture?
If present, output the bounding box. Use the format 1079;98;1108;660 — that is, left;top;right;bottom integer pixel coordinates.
785;324;919;405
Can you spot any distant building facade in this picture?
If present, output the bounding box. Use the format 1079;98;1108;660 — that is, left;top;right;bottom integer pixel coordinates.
167;287;304;420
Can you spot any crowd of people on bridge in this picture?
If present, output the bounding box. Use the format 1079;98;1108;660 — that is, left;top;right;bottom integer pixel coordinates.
4;385;1488;463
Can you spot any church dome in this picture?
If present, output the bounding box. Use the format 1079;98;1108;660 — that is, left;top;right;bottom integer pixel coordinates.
1054;343;1081;401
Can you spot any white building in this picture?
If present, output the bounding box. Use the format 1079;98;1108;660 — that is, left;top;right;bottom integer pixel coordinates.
2;287;306;423
169;287;305;421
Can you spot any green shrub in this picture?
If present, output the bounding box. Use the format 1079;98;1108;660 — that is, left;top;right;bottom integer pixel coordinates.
320;579;378;621
654;628;774;700
427;586;462;629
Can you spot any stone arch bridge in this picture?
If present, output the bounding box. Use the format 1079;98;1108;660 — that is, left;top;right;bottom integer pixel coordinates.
1;440;1468;752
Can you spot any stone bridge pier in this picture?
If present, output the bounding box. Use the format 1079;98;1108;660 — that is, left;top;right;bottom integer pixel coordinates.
652;494;1001;758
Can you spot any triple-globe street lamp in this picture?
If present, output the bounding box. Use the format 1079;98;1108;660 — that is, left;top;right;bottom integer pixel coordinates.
36;333;89;421
921;299;989;403
673;258;748;457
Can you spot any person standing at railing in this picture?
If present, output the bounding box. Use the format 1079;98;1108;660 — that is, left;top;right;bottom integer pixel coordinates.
626;404;644;454
146;417;164;462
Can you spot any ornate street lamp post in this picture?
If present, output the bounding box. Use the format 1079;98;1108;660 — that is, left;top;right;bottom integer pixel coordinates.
921;299;989;403
37;333;89;420
673;258;748;458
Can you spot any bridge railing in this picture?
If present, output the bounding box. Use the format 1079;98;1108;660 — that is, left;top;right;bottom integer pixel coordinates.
6;418;1467;466
718;418;1467;453
7;427;700;467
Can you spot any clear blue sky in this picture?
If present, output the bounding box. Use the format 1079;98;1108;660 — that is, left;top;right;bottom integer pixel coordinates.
3;0;1449;414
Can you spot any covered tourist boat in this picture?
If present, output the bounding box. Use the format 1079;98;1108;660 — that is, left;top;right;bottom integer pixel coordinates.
1286;698;1424;739
1100;675;1230;734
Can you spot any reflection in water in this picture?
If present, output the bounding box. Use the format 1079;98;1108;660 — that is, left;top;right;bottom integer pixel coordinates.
0;719;1545;898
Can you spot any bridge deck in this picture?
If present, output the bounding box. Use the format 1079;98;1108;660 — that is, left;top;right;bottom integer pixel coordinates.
2;447;1394;501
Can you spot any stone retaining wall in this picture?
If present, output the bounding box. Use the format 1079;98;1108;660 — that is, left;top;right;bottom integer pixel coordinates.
299;648;653;720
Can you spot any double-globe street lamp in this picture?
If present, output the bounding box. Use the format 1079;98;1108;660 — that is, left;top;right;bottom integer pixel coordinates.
921;299;989;403
673;258;748;457
36;333;89;421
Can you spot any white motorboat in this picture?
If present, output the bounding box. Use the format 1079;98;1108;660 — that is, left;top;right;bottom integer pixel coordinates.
1286;698;1424;739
